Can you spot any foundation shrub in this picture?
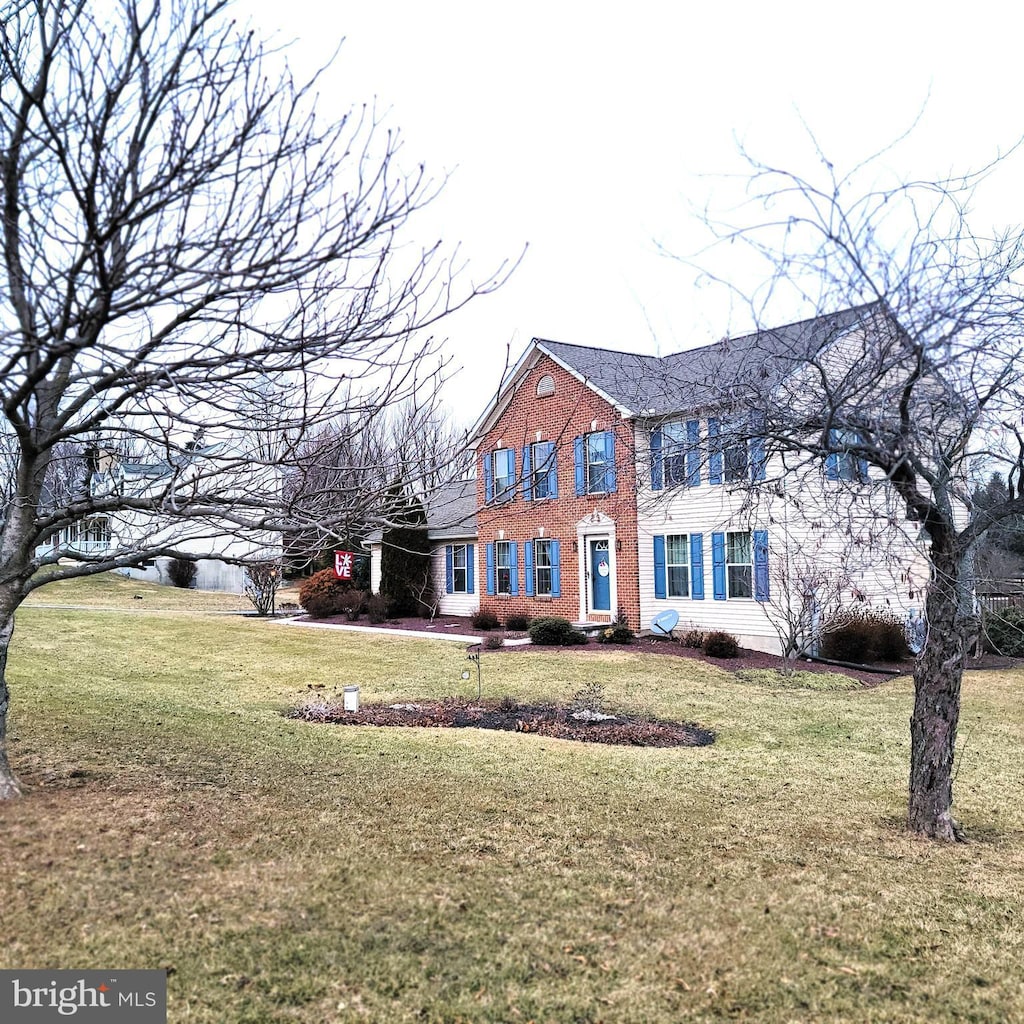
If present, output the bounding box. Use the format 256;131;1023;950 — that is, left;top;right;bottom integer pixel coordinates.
504;613;532;632
298;568;352;618
528;617;588;646
471;609;500;630
702;630;740;659
982;606;1024;657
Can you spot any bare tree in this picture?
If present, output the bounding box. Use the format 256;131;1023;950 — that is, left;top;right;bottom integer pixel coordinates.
283;399;470;574
684;140;1024;840
0;0;510;797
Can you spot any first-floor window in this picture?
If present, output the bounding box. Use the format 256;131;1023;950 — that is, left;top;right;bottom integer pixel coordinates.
84;517;111;545
535;538;554;596
666;534;690;597
726;531;752;599
496;540;513;595
446;543;473;594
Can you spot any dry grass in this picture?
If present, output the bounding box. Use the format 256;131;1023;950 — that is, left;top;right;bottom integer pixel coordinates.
23;567;252;611
2;596;1023;1022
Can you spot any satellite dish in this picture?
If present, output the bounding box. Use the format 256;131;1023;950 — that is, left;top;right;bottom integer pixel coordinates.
650;609;679;636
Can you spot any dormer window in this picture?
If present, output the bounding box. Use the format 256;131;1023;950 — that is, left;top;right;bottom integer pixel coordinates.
536;374;555;398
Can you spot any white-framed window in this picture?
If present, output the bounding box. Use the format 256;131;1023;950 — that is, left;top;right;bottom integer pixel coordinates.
666;534;690;598
535;538;554;596
726;531;753;599
662;421;688;487
451;544;468;593
496;540;514;595
492;448;515;501
826;428;868;483
530;441;556;500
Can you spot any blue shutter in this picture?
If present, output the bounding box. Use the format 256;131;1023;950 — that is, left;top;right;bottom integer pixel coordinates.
550;540;561;597
650;428;663;491
510;542;519;596
466;545;475;594
484;453;494;502
686;419;701;487
690;532;704;600
653;535;667;600
604;431;617;492
522;445;533;501
750;411;767;482
825;428;839;480
524;540;535;596
486;542;495;595
547;446;558;498
708;418;722;484
574;436;585;495
712;532;726;600
754;530;770;602
445;545;454;594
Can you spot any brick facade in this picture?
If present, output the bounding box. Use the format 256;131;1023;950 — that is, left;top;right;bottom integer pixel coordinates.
475;354;641;628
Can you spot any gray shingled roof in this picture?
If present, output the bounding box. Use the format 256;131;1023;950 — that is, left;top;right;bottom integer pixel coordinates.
537;303;880;417
366;478;477;544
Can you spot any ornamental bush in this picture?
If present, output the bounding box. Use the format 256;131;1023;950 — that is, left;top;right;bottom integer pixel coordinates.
298;568;351;618
528;617;587;646
820;608;910;663
597;624;635;645
167;557;197;589
504;613;532;632
702;630;740;658
471;609;500;630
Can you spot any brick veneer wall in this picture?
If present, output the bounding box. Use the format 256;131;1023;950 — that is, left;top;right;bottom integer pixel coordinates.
476;354;641;627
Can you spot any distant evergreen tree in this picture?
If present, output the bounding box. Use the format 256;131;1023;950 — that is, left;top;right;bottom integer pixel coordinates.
973;473;1024;580
379;484;431;616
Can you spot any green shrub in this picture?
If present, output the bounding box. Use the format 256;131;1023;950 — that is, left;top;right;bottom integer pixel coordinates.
297;568;352;618
528;616;588;646
504;613;532;631
820;609;910;663
702;630;739;658
983;606;1024;656
471;609;500;630
167;557;197;589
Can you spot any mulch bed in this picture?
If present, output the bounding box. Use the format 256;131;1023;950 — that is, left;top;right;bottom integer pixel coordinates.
287;697;715;748
293;612;914;686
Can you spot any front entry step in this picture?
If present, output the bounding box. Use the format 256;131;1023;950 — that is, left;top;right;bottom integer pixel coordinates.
573;621;610;637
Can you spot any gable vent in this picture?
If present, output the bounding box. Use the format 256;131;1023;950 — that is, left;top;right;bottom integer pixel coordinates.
536;373;555;398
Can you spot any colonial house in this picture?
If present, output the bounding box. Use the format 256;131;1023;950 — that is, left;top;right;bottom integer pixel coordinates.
37;445;280;593
372;304;929;653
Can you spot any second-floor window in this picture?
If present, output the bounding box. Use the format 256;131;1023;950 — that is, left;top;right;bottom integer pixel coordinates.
575;430;616;494
524;441;557;500
826;428;868;483
484;447;516;503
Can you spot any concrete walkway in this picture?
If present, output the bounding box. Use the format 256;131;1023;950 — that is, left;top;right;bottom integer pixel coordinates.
277;618;484;644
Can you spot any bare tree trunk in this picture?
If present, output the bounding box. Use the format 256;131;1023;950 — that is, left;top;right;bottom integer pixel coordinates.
908;548;969;841
0;613;21;799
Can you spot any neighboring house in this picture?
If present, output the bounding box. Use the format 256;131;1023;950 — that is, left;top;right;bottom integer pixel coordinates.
465;303;927;653
37;446;280;593
368;479;479;616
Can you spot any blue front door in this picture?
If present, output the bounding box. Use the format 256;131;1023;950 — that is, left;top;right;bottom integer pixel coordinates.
590;538;611;611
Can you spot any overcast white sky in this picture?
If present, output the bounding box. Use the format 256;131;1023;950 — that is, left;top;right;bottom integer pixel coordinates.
246;0;1023;422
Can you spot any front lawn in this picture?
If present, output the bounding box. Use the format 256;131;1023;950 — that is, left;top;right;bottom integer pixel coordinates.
2;596;1023;1022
